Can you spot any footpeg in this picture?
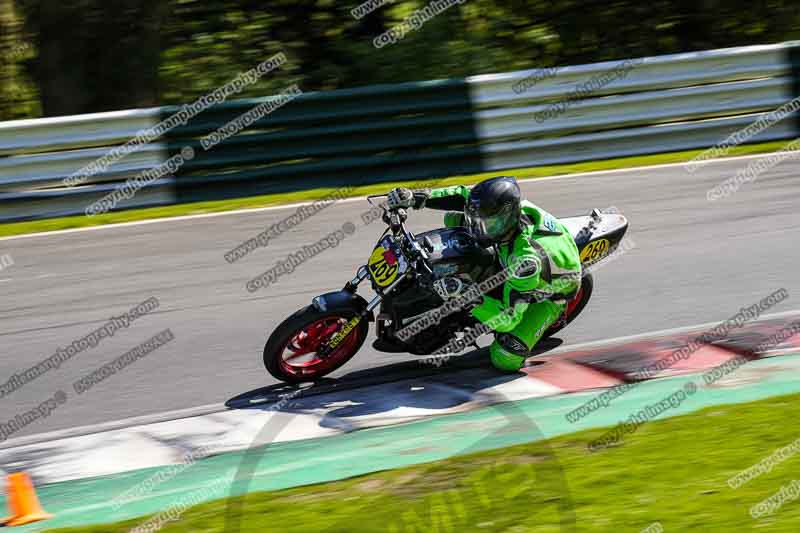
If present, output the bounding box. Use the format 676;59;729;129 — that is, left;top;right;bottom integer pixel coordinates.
372;338;408;353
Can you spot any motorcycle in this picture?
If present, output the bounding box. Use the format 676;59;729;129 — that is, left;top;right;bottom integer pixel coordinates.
263;195;629;383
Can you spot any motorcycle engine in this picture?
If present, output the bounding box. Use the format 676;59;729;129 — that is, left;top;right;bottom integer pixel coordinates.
432;276;471;301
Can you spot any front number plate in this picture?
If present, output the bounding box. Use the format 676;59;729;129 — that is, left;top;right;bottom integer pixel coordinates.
367;237;406;288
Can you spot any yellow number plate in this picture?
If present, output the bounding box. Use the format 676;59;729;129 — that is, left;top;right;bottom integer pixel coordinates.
368;246;400;287
580;238;610;263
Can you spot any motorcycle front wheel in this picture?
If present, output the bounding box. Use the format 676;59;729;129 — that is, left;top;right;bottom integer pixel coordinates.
263;306;368;383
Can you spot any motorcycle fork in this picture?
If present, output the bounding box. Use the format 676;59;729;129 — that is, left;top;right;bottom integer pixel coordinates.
340;266;409;342
344;265;370;292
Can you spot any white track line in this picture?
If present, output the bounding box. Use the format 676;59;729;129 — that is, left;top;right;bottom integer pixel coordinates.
0;402;225;451
5;308;798;448
0;150;785;243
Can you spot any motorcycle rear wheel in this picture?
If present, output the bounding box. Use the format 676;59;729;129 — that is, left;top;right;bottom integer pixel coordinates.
542;273;594;339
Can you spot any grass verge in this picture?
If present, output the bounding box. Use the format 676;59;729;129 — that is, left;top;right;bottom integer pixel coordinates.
55;391;800;532
1;139;794;239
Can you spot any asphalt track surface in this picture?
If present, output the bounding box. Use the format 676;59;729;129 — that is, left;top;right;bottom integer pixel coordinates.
1;155;798;437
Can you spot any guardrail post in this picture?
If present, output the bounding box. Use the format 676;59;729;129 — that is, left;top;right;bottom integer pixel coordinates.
789;42;800;138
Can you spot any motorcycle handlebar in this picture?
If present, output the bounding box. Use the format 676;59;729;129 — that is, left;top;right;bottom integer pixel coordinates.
366;194;432;274
366;194;389;209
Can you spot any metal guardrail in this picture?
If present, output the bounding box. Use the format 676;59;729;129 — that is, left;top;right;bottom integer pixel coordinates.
469;43;791;107
0;108;162;156
0;42;798;222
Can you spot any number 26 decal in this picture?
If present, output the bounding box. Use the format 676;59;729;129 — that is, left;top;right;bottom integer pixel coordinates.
580;238;609;263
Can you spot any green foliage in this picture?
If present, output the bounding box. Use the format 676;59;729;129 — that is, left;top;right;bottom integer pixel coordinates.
0;0;38;120
12;0;166;117
4;0;800;117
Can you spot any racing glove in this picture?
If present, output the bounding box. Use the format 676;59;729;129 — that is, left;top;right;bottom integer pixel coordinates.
387;187;429;210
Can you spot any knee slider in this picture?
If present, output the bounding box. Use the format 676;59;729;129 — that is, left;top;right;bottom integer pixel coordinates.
496;332;530;356
490;340;526;372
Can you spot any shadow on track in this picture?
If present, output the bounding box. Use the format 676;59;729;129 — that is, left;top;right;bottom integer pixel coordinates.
224;337;564;410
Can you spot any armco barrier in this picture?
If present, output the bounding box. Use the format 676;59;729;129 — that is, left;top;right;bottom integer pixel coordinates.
1;42;799;221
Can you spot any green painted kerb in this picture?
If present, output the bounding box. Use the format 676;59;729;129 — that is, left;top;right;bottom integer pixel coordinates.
9;354;800;531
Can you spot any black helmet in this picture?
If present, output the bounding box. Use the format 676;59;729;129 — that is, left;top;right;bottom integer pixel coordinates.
464;176;522;246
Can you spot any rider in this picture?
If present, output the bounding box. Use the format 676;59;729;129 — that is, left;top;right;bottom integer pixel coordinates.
387;176;582;372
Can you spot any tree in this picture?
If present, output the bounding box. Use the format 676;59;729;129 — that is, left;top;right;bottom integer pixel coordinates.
0;0;37;120
15;0;168;117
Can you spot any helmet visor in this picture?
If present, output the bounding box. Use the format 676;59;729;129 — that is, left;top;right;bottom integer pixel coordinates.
465;202;516;243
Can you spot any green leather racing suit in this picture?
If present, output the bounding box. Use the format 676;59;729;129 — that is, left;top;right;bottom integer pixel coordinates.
426;185;583;371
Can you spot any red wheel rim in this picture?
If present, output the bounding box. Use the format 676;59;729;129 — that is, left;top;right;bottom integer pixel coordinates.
278;316;360;379
565;287;584;318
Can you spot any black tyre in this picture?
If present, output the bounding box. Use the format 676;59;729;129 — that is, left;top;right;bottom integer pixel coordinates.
542;273;594;339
